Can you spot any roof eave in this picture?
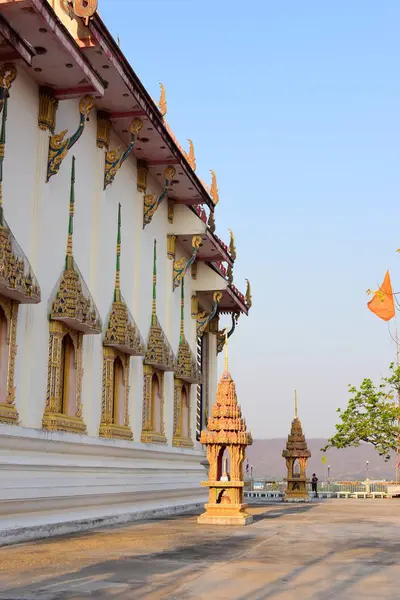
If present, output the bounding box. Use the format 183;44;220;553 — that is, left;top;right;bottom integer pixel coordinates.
29;0;106;96
0;12;36;66
206;230;234;266
88;13;214;211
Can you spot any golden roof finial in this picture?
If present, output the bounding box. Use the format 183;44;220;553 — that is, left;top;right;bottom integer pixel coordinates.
186;139;196;171
229;229;236;261
245;279;252;309
294;390;298;419
158;83;167;117
210;170;219;205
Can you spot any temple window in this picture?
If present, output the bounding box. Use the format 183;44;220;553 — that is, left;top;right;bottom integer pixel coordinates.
0;297;20;425
42;157;102;435
141;366;166;443
43;322;86;433
181;385;189;439
113;356;124;425
172;378;194;448
0;305;9;403
151;371;162;433
100;203;144;440
172;277;200;448
99;348;132;439
60;333;77;417
141;240;175;444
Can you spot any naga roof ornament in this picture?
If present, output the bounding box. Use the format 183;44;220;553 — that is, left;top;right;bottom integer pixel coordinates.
143;166;176;228
217;313;239;354
207;209;216;234
50;157;102;334
245;279;252;309
158;83;167;117
175;277;202;384
47;95;94;182
0;65;40;304
197;291;222;337
104;118;143;189
184;139;196;171
229;229;237;262
173;235;202;291
104;203;145;356
144;240;176;371
210;170;219;205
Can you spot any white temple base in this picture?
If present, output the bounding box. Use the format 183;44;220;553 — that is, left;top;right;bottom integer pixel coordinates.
0;424;207;545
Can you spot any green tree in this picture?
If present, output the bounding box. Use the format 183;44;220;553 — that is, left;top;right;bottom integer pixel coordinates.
323;363;400;462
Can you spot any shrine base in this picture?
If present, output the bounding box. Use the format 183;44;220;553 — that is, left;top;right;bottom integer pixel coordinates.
197;503;253;526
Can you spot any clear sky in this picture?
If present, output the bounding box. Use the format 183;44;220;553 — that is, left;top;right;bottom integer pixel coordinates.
100;0;400;439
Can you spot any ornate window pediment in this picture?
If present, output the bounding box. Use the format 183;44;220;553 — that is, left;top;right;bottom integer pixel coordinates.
143;240;175;372
0;221;40;305
175;337;201;384
0;66;40;305
144;314;175;372
50;259;102;334
104;297;145;356
103;203;144;356
175;278;201;384
49;157;101;335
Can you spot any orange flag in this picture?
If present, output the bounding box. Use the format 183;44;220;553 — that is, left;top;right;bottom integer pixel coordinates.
367;271;395;321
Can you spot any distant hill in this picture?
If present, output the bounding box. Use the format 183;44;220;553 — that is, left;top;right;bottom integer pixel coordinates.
246;439;397;481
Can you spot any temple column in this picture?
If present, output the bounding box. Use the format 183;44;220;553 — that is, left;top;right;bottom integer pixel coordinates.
207;332;217;422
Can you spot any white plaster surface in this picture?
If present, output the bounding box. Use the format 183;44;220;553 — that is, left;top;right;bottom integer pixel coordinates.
0;70;220;534
0;424;207;537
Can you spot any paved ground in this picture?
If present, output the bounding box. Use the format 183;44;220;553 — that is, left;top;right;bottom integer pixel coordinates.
0;500;400;599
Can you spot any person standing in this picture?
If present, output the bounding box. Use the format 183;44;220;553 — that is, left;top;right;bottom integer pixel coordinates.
311;473;319;498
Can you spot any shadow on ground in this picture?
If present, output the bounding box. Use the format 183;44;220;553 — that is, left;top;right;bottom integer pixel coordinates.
1;502;399;599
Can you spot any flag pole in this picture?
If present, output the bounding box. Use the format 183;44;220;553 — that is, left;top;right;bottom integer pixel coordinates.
395;315;400;485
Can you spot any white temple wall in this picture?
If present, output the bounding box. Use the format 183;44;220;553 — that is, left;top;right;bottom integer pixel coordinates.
0;66;224;540
0;424;206;543
2;79;205;445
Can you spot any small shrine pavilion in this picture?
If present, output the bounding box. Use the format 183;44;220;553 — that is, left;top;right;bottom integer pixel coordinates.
198;334;253;526
282;392;311;501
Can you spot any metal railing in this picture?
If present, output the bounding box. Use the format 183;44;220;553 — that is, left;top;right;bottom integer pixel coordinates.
244;479;400;498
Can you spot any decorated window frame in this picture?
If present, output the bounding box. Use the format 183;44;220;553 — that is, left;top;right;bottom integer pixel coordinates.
99;346;132;440
42;320;86;434
141;365;167;444
173;378;193;448
0;295;18;425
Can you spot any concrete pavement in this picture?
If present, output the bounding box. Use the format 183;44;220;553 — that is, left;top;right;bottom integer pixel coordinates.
0;500;399;599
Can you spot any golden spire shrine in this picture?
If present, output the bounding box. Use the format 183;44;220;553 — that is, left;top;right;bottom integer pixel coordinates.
282;391;311;501
198;332;253;526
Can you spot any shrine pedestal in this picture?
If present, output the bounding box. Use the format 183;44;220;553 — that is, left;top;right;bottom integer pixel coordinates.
197;481;253;526
284;476;310;502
